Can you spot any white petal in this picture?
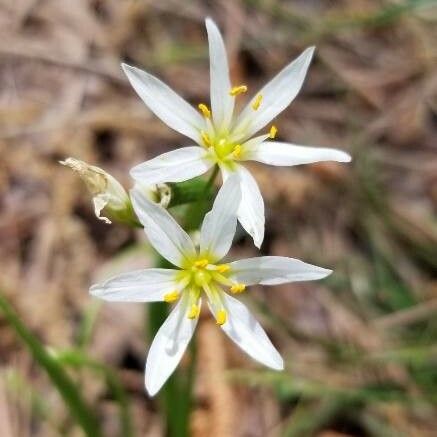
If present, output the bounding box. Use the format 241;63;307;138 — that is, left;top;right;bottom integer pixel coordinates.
199;174;241;261
130;146;213;185
92;194;111;224
145;297;198;396
205;18;234;130
234;47;315;140
90;269;178;302
218;293;283;370
246;141;351;166
229;256;332;285
122;63;204;143
131;189;196;268
232;165;265;249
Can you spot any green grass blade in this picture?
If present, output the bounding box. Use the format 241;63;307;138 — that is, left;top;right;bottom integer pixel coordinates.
0;292;101;437
54;349;134;437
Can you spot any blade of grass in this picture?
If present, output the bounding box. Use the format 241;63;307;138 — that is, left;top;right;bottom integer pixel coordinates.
0;291;101;437
75;300;102;350
53;349;134;437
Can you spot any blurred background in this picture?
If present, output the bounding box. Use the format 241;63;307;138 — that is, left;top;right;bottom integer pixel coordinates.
1;0;437;436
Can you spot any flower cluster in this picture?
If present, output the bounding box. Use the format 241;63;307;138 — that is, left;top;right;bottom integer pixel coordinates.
63;18;351;396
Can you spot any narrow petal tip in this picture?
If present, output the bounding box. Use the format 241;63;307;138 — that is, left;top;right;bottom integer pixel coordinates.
340;151;352;163
121;62;133;74
205;16;217;28
307;45;316;53
319;268;333;279
144;374;161;398
254;238;262;250
89;284;103;297
273;357;285;371
302;46;316;62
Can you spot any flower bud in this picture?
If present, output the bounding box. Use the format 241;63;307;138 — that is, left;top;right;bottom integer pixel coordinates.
60;158;131;224
134;182;172;209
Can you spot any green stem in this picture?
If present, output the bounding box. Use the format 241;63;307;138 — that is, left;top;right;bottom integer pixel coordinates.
183;165;219;231
0;292;101;437
148;166;220;436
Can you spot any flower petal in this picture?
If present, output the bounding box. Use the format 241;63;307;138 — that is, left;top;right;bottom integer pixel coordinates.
229;256;332;285
205;18;234;131
227;164;265;249
245;141;351;166
130;146;213;185
217;293;283;370
199;174;241;261
131;189;196;268
92;194;111;224
89;269;178;302
233;47;315;140
145;297;198;396
122;63;204;143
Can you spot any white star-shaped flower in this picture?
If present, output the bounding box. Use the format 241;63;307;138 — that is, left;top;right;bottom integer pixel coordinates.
122;18;351;248
90;176;331;396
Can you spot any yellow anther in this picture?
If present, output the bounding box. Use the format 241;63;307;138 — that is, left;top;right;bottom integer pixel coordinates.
194;259;209;268
252;94;263;111
232;144;242;158
230;283;246;294
201;131;211;147
163;290;180;303
217;264;230;273
198;103;211;119
269;125;278;139
229;85;248;96
188;304;200;319
216;309;227;325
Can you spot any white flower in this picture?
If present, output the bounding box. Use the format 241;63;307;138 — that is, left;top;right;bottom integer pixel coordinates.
122;18;351;248
90;176;332;396
60;158;171;224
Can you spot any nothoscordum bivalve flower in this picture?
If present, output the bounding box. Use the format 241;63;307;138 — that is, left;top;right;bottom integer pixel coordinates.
60;157;170;225
89;176;332;396
122;18;351;248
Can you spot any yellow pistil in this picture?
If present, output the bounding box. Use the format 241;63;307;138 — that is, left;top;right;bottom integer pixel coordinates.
201;131;211;147
252;94;263;111
216;309;227;325
269;125;278;139
232;144;242;159
198;103;211;119
194;259;209;268
188;304;200;319
216;264;230;274
229;85;248;96
163;290;180;303
230;283;246;294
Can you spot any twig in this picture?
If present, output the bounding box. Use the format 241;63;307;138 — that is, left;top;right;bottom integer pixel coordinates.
374;298;437;329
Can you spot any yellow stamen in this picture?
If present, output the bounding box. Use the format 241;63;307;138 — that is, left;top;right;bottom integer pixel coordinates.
201;131;211;147
230;283;246;294
198;103;211;119
163;290;180;303
252;94;263;111
188;304;200;319
194;259;209;268
232;144;242;159
229;85;248;96
269;125;278;139
216;309;227;325
217;264;230;274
